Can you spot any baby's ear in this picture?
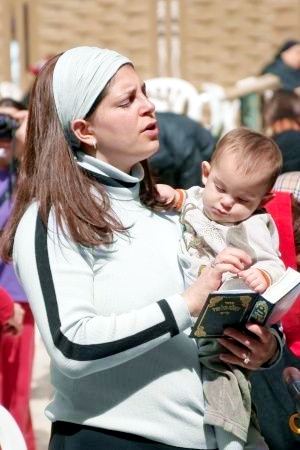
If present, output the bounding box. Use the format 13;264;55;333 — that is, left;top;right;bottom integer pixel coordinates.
260;192;275;206
201;161;211;186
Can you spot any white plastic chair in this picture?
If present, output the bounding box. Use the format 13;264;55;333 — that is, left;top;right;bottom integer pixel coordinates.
0;405;27;450
145;77;199;118
188;89;225;136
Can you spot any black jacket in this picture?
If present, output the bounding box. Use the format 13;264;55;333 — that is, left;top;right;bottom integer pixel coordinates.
150;112;216;188
262;58;300;91
273;129;300;172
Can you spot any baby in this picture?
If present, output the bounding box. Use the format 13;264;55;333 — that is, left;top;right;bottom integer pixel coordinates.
157;127;286;450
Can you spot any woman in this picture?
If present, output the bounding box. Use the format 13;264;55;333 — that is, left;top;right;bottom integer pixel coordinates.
1;46;281;449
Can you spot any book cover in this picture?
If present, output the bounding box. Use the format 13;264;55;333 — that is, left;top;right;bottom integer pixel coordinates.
190;267;300;338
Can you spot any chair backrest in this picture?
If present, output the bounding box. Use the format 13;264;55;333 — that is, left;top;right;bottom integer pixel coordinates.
0;405;27;450
189;86;238;137
145;77;198;117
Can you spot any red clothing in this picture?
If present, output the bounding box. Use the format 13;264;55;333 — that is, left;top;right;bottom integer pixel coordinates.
0;287;14;325
0;302;35;450
266;191;300;357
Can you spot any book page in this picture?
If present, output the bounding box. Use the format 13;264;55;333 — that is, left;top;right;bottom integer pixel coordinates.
263;267;300;305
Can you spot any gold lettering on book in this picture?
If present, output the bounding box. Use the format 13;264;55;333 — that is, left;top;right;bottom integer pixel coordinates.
250;300;269;323
193;325;206;337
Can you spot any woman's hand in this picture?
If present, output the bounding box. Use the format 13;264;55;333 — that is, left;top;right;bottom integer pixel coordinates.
182;247;252;317
217;322;279;370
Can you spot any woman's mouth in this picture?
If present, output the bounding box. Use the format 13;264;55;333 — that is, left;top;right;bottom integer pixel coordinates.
142;122;159;139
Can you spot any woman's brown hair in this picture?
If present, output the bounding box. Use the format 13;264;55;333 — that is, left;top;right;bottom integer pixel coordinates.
0;54;168;261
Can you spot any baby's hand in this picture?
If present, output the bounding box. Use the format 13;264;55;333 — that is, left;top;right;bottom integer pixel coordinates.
155;184;178;205
238;268;270;293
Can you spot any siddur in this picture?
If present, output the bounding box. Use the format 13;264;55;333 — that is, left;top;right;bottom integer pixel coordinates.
190;267;300;338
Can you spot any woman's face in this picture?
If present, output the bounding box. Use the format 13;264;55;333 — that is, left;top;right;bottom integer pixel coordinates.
86;65;159;173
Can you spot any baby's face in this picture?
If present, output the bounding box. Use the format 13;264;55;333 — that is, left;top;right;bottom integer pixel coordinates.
202;156;269;225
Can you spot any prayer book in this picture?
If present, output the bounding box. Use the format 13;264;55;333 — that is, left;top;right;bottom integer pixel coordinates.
190;267;300;338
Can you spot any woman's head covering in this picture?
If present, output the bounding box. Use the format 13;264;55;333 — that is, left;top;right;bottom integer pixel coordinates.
52;46;132;147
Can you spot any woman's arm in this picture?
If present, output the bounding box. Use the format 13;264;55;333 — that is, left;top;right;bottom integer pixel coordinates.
13;204;253;378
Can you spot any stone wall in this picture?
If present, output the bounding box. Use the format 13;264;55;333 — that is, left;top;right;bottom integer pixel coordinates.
1;0;300;95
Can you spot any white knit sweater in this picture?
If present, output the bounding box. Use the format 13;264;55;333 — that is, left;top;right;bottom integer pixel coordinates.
13;154;217;449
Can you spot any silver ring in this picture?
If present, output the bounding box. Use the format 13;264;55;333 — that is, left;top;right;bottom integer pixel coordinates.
243;353;251;365
211;259;217;268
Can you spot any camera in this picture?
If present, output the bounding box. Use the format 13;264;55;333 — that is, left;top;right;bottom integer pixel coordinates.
0;114;19;140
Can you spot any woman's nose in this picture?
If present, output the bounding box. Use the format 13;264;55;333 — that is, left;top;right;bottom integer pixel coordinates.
141;94;156;114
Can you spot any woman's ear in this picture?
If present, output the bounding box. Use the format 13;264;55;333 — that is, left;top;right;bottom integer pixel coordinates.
201;161;211;186
71;119;95;147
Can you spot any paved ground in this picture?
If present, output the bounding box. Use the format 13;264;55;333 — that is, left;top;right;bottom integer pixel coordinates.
30;331;52;450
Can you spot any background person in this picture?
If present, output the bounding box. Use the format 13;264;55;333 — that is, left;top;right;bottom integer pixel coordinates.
0;287;24;336
0;97;36;450
261;40;300;91
273;171;300;202
149;111;216;189
263;89;300;173
250;192;300;450
0;46;282;450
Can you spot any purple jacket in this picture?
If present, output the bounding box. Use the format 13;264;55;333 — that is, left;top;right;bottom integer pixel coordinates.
0;168;27;302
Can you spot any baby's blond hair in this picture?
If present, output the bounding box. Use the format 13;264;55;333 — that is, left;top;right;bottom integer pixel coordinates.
211;127;283;191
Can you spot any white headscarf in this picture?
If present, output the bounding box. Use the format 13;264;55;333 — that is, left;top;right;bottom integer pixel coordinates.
52;46;132;147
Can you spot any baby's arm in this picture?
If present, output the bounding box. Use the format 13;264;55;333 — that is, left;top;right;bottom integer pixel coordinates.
233;212;286;293
238;267;271;293
155;184;186;210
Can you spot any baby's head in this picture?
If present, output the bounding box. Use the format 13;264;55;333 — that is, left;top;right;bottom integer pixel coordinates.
201;127;282;224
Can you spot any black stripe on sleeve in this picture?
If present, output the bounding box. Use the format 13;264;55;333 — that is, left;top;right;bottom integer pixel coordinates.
34;214;180;361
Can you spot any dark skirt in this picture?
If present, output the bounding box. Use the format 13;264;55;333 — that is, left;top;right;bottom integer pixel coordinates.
49;421;212;450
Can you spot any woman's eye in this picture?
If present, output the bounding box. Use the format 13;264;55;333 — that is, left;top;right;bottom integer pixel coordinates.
143;86;148;97
120;97;131;107
120;94;135;108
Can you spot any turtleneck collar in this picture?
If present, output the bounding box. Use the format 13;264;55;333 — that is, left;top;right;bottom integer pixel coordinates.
75;151;144;200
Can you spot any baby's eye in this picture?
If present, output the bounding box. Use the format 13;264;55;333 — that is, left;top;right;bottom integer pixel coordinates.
237;197;249;204
215;184;225;193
